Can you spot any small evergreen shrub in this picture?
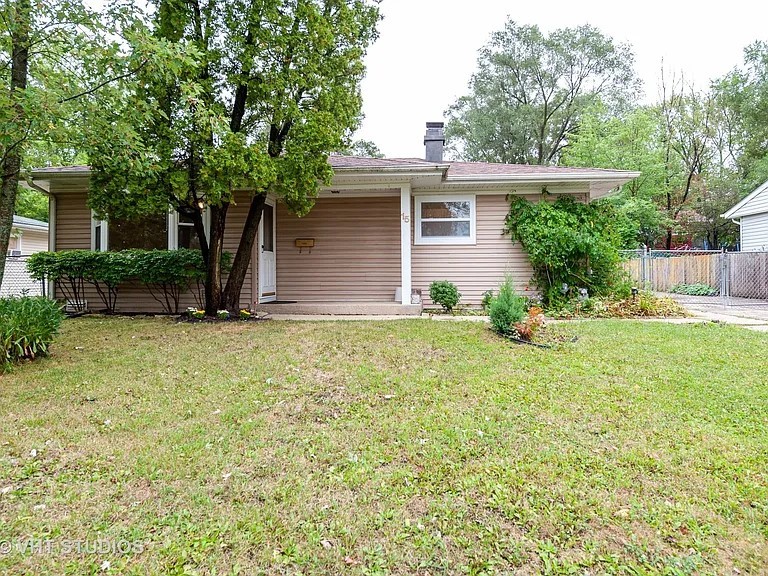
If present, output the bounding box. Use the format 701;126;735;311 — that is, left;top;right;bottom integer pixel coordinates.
429;280;461;312
489;277;527;335
670;283;718;296
1;296;64;369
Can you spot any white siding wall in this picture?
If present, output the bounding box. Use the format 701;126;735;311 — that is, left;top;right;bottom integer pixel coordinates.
741;213;768;252
740;187;768;217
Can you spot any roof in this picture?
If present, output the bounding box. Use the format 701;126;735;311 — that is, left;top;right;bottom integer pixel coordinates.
329;156;637;179
722;179;768;219
34;157;637;178
12;215;48;231
31;159;638;201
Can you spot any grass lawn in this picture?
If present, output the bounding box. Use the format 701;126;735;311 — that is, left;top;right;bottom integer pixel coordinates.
0;317;766;575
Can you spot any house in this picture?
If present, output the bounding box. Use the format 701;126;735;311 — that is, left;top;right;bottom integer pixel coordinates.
7;215;49;256
30;123;638;314
722;179;768;252
1;216;49;297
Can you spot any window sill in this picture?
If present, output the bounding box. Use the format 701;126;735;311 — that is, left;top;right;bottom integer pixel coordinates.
414;238;477;246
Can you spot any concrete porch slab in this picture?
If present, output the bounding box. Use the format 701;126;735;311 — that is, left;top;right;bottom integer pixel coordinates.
254;301;423;316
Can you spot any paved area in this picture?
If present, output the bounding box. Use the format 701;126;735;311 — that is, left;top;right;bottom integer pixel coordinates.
261;295;768;333
661;292;768;331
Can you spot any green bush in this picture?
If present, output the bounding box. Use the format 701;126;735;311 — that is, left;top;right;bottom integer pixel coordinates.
670;283;718;296
429;280;461;312
27;249;229;314
504;196;627;307
489;277;528;335
1;296;64;369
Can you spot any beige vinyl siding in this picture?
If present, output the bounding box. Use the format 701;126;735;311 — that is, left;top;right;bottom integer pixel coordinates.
276;197;401;302
52;186;254;313
17;229;49;254
412;194;534;305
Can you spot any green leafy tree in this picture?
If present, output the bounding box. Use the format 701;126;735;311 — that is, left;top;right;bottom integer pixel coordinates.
445;20;638;165
0;0;138;284
713;42;768;186
14;188;48;221
562;105;670;247
337;139;383;158
86;0;381;313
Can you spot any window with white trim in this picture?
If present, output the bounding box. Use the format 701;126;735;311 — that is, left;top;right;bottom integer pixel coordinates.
168;209;210;250
92;208;210;251
414;195;476;245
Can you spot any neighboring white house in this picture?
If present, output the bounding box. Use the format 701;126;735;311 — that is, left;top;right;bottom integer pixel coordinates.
1;216;49;297
8;215;49;256
722;179;768;252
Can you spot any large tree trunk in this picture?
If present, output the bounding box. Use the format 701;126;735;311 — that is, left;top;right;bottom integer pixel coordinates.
205;202;228;314
0;0;31;286
222;192;266;311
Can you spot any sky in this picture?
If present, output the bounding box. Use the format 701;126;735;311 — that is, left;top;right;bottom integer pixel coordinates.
354;0;768;159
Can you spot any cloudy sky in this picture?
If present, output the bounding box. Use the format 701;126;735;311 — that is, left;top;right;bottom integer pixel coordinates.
354;0;767;159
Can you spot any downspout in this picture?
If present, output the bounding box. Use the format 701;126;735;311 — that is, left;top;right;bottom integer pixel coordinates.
731;218;741;252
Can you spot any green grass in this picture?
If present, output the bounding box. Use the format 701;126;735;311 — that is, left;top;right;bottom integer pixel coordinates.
0;317;766;575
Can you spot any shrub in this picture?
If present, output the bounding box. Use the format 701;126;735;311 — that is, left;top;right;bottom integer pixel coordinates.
489;277;527;335
670;283;718;296
125;249;210;314
1;296;64;369
429;280;461;312
548;291;686;319
27;249;231;314
513;306;545;341
503;196;627;306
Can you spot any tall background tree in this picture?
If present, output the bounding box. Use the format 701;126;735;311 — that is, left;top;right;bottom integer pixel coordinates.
445;20;638;165
86;0;381;312
0;0;130;282
445;19;768;250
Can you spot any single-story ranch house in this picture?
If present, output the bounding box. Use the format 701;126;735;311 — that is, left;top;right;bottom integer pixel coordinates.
29;123;639;314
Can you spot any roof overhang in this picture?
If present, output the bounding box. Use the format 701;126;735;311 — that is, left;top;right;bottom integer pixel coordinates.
442;171;640;200
30;165;639;201
722;179;768;219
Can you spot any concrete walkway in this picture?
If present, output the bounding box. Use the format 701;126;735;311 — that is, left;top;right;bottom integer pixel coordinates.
661;292;768;332
261;294;768;333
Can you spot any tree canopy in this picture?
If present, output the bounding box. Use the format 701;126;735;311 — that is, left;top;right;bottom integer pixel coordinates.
85;0;381;312
0;0;104;282
445;20;638;165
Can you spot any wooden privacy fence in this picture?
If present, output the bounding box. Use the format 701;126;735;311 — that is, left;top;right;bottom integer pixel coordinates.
621;249;768;300
622;250;722;293
726;252;768;299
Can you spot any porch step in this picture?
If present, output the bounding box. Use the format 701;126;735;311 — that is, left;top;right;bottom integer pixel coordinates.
254;301;422;316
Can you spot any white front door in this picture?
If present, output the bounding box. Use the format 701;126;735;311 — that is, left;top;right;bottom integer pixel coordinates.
259;200;277;302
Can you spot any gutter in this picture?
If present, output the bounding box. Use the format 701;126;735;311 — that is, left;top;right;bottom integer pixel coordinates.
444;171;641;184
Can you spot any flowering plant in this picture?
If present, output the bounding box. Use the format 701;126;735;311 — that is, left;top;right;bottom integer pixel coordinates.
216;310;231;320
187;307;205;319
239;309;252;320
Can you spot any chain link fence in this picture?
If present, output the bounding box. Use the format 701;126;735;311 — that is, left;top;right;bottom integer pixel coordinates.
621;248;768;306
0;256;45;298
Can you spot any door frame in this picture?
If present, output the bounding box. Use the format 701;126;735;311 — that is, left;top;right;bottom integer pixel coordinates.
258;198;277;303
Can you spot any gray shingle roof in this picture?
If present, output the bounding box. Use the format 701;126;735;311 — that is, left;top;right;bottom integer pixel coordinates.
32;157;636;180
